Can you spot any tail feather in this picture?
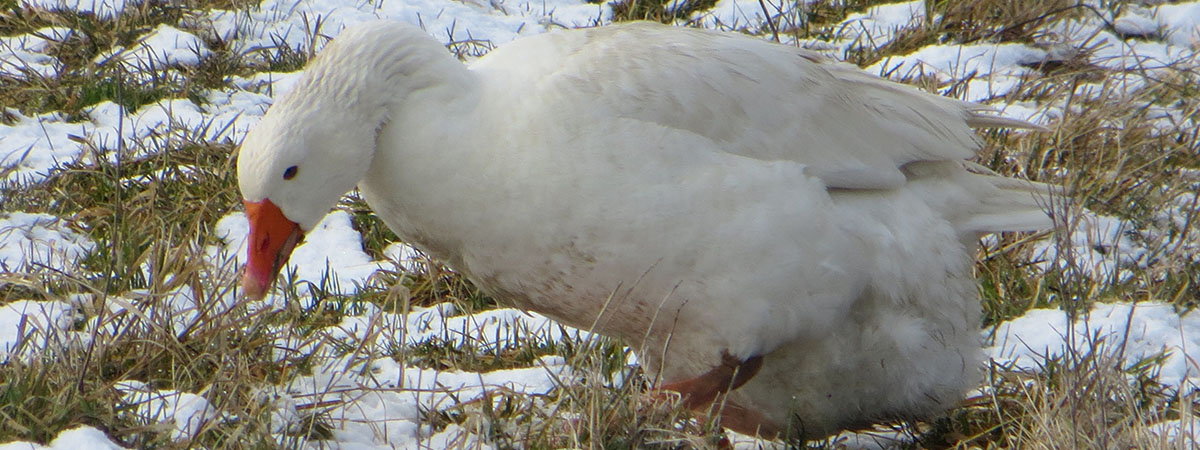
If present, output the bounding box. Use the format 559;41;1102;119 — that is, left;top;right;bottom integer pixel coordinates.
962;174;1060;233
965;108;1050;132
903;160;1059;238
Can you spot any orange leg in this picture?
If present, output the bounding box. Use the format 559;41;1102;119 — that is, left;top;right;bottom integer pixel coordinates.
709;397;785;440
658;351;785;440
660;351;763;409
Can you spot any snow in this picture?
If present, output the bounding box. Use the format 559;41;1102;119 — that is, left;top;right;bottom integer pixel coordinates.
0;300;78;362
202;0;608;58
0;212;94;274
869;43;1047;102
1153;2;1200;48
697;0;929;56
0;426;124;450
303;301;589;355
989;302;1200;392
234;301;577;447
0;111;89;184
1043;11;1198;73
95;24;213;71
1;82;266;184
230;71;306;100
277;354;567;447
383;241;426;273
0;27;73;79
3;0;1200;447
1114;8;1160;38
1031;211;1152;283
697;0;794;31
835;0;927;52
116;380;224;442
19;0;135;19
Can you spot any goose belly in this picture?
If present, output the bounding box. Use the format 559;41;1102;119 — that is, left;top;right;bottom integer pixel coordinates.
726;186;984;440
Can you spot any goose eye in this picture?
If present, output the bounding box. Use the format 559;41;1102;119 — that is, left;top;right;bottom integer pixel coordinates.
283;166;298;180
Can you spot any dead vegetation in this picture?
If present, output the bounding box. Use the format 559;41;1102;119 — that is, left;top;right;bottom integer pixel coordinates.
1;0;1198;448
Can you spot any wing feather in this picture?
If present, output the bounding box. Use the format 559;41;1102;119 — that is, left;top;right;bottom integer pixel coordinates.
474;23;1039;190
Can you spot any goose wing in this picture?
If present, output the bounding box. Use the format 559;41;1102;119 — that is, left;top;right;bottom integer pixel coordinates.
475;23;1033;190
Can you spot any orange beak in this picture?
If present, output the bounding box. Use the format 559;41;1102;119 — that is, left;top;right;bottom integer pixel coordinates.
242;199;303;300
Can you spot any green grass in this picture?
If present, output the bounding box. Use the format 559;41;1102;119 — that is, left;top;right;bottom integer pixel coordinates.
2;0;1199;448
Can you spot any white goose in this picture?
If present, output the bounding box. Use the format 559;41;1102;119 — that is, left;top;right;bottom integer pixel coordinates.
236;20;1054;441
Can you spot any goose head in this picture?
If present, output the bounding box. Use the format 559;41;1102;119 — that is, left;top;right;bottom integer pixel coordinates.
236;21;464;299
235;96;373;299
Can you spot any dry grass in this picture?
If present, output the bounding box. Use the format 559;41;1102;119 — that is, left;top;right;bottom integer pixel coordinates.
1;0;1199;448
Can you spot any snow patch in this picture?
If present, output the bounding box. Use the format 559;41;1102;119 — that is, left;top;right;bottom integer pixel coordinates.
835;0;927;52
988;302;1200;392
1154;2;1200;48
0;212;94;273
0;300;78;362
1032;211;1151;283
0;27;73;79
116;380;224;442
869;43;1047;101
0;111;90;184
95;24;213;73
0;426;126;449
19;0;136;19
201;0;607;59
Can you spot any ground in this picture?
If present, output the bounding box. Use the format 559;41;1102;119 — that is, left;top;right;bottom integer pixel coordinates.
1;0;1199;448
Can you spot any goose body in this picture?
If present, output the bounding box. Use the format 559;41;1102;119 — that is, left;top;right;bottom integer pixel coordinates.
237;21;1053;440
